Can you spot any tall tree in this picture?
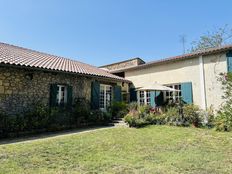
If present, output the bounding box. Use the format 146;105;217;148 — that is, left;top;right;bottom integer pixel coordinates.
190;25;232;52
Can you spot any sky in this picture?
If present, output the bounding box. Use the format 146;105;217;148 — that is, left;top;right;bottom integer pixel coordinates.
0;0;232;66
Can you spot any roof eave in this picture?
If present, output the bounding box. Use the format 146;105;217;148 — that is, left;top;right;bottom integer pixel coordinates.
110;46;232;73
0;63;131;83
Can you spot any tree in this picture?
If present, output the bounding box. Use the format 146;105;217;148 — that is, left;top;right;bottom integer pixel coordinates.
190;25;232;52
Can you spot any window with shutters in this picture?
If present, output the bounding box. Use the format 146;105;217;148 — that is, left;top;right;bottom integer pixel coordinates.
99;84;112;110
56;85;68;105
138;91;150;105
165;84;181;103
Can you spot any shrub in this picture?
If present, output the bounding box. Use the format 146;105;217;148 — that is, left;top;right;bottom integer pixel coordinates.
0;110;10;137
203;106;215;128
144;113;166;125
215;110;232;132
24;102;50;130
127;102;138;113
215;72;232;131
124;112;139;127
72;98;91;125
89;110;112;125
138;105;151;118
134;118;149;128
183;104;203;127
124;114;135;127
109;101;128;118
49;107;73;130
164;107;181;126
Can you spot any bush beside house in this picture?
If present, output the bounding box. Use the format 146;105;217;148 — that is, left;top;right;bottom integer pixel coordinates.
124;103;205;128
0;99;114;138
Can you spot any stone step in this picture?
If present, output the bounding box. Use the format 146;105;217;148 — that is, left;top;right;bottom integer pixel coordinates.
111;118;128;127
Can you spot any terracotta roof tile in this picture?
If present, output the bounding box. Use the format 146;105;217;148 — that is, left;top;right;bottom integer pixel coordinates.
0;42;129;82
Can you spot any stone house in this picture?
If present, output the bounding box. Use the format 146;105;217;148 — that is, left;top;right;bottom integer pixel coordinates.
0;42;129;115
102;45;232;111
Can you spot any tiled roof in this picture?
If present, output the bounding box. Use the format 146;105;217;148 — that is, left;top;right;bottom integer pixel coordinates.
0;42;129;82
110;45;232;73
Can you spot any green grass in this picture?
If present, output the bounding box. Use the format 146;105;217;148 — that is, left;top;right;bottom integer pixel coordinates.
0;126;232;174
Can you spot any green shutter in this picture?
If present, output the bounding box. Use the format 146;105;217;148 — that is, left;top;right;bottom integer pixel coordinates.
91;81;100;109
129;88;137;102
150;91;160;107
50;84;58;107
67;85;73;107
181;82;193;104
226;51;232;72
113;85;122;102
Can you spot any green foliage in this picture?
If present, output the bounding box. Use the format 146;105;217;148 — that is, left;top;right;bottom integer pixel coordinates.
164;105;203;127
0;109;10;136
215;72;232;131
144;113;166;125
124;113;137;127
24;102;50;130
127;102;138;113
89;110;112;124
0;98;114;138
214;113;232;132
109;101;128;118
48;107;73;131
183;104;203;127
190;25;232;52
124;103;203;128
204;106;215;128
164;107;182;126
138;105;151;118
72;98;91;126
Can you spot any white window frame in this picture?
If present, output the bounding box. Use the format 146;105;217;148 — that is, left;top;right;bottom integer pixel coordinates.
99;84;112;110
56;85;68;105
137;90;151;105
165;84;182;102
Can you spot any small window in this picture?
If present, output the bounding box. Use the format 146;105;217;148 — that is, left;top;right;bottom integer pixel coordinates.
56;85;68;105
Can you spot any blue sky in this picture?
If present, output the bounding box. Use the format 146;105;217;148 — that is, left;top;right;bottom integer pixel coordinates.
0;0;232;66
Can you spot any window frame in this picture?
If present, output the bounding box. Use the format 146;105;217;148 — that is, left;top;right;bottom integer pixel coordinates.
99;84;112;110
138;90;151;105
56;84;68;105
165;83;182;103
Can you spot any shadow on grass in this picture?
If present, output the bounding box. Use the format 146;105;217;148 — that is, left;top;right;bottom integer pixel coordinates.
0;125;114;145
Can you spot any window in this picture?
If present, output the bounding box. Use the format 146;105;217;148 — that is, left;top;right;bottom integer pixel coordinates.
139;91;145;105
146;91;151;105
138;91;150;105
165;84;181;103
99;84;112;110
56;85;68;105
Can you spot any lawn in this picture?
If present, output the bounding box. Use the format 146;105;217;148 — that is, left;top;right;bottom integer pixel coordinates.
0;126;231;174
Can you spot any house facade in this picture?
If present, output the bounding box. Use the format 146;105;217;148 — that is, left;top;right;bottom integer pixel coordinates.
101;46;232;111
0;43;129;115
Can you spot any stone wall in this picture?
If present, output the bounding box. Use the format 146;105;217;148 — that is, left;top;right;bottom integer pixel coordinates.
0;67;94;115
101;58;145;71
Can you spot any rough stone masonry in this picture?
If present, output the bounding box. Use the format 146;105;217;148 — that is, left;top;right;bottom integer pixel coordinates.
0;66;92;115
